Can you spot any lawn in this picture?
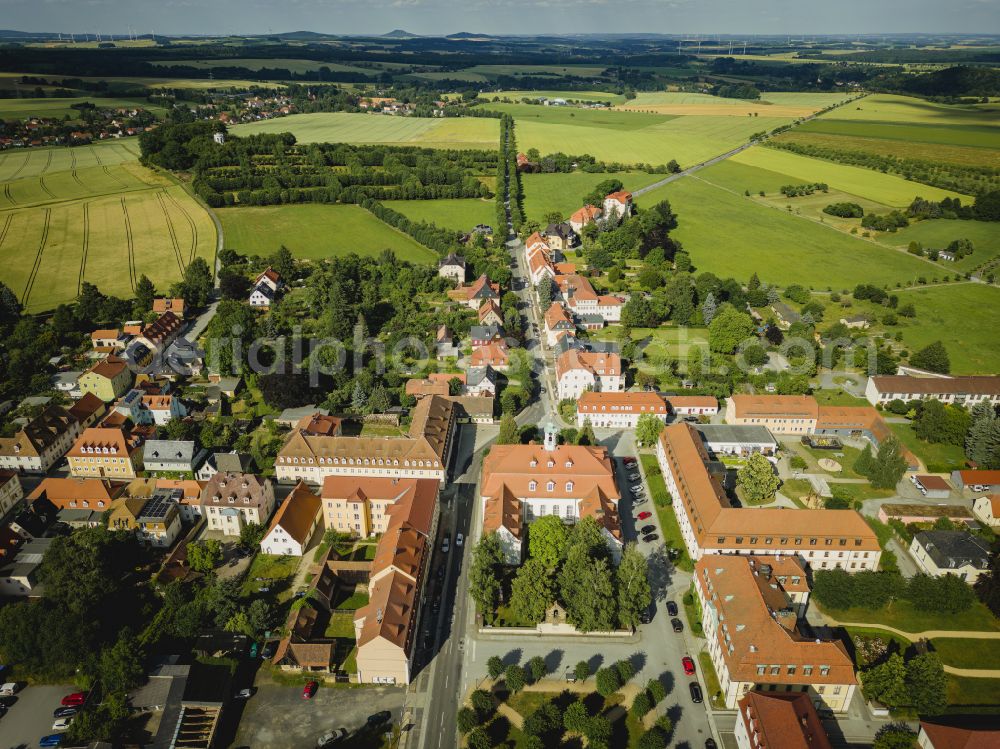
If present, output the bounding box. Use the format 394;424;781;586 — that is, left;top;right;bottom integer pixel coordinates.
521;171;665;223
931;638;1000;670
888;422;968;473
732;146;967;205
818;598;1000;633
812;388;869;407
324;612;357;638
885;219;1000;272
217;204;438;263
229;112;500;150
242;553;300;601
381;197;495;232
638;177;932;287
697;652;726;709
947;676;1000;711
896;284;1000;375
640;453;693;571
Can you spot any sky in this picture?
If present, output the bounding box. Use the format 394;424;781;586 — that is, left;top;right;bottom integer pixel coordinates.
4;0;999;37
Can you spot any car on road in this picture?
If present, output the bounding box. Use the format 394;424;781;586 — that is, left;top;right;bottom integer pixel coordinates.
639;524;655;535
642;533;659;543
666;600;678;616
623;457;637;467
367;710;392;726
441;534;451;553
302;681;318;699
705;739;718;749
0;682;21;696
317;728;348;746
60;692;86;707
633;496;647;505
639;607;652;625
52;717;74;731
671;618;684;633
628;473;640;481
637;511;652;520
630;485;643;494
689;682;703;703
682;656;696;676
52;707;78;719
234;688;253;699
455;533;464;548
39;734;64;747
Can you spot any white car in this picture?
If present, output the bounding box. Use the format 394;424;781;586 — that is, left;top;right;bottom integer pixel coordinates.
441;536;451;553
456;533;464;547
53;717;74;731
630;485;644;494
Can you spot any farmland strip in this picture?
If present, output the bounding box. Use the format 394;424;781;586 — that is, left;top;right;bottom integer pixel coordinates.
78;202;90;296
157;190;185;274
22;207;51;306
120;196;136;292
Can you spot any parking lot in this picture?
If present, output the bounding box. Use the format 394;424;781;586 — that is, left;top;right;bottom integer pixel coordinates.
0;684;77;749
232;683;405;749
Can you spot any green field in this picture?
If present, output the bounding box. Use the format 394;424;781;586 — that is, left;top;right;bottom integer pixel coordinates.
637;177;932;288
0;96;167;120
465;64;610;78
381;198;495;232
732;146;967;205
150;58;391;75
229;112;499;150
775;130;1000;168
896;283;1000;374
623;91;849;111
521;171;665;222
483;90;626;104
0;141;215;312
217;204;437;262
886;219;1000;272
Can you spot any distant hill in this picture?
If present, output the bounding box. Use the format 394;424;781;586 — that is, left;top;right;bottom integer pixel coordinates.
383;29;420;38
897;65;1000;97
447;32;493;40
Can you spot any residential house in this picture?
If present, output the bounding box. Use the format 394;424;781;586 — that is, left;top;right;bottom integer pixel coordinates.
770;302;801;330
0;538;53;597
470;341;510;370
79;356;133;402
141;394;187;425
254;267;282;294
696;554;857;713
569;204;602;233
972;495;1000;528
657;424;880;570
909;530;991;583
555;274;625;323
135;312;184;351
575;391;668;429
201;473;276;536
544;302;576;346
481;423;622;565
735;690;833;749
839;315;869;330
51;370;82;398
813;405;918;468
67;393;108;428
274;406;330;428
556;349;623;401
952;470;1000;493
27;478;123;518
153;298;186;318
466;367;497;397
249;267;282;308
275;395;456;485
462;274;500;310
917;721;1000;749
67;427;144;479
405;378;451;400
322;476;439;538
436;325;459;360
665;395;719;417
695;425;778;458
91;328;127;352
0;405;82;473
134;490;183;547
196;452;253;482
143;440;203;475
478;300;503;327
437;253;466;286
0;470;23;515
602;191;632;222
865;375;1000;408
543;222;578;251
469;324;504;348
261;482;323;556
108;495;152;534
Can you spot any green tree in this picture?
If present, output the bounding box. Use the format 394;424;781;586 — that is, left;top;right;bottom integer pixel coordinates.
505;664;526;693
909;340;950;374
560;545;616;632
470;688;493;719
98;632;145;694
595;666;621;696
187;539;223;573
637;727;670;749
708;305;757;354
867;437;908;489
574;660;590;683
585;716;612;745
616;544;651;631
466;726;491;749
854;443;875;476
737;452;780;503
905;652;947;715
523;701;562;737
966;402;1000;469
576;420;597;446
873;723;918;749
631;691;652;718
174;257;213;309
527;515;569;570
498;412;519;444
134;275;156;313
527;655;547;683
563;700;589;733
457;707;478;734
646;678;666;705
862;653;909;706
469;533;504;621
635;413;665;448
536;280;553;309
509;557;555;624
487;656;505;680
239;522;266;549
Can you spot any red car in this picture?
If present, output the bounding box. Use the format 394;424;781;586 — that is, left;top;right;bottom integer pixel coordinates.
60;692;86;707
302;681;318;699
623;457;637;466
637;511;652;520
682;657;696;676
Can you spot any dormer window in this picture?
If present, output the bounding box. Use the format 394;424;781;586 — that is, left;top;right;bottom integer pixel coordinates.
547;460;554;468
228;497;235;504
564;460;573;468
565;481;574;492
530;459;537;468
546;481;555;492
529;481;537;491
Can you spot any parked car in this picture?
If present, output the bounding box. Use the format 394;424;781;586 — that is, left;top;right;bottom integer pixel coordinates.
705;739;718;749
642;533;659;543
671;618;684;633
60;692;86;707
302;681;318;699
234;688;253;700
39;734;64;747
637;511;652;520
639;607;653;625
52;707;78;719
367;710;392;726
689;682;703;703
261;642;276;659
441;535;451;553
317;728;348;747
250;643;259;658
52;717;74;731
0;683;20;696
666;600;679;617
628;473;640;481
682;656;696;676
640;524;655;535
623;457;637;466
456;533;464;548
630;485;643;494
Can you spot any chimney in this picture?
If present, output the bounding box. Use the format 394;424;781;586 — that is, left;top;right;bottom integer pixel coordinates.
376;607;383;623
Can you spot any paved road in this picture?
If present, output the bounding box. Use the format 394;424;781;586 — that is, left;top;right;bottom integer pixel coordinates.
632;142;756;198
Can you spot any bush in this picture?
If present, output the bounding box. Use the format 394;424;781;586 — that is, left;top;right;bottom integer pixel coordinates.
647;677;667;705
631;691;652;718
823;202;864;218
638;727;670;749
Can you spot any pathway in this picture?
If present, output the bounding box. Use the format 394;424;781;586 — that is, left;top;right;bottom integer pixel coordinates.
822;619;1000;641
943;665;1000;678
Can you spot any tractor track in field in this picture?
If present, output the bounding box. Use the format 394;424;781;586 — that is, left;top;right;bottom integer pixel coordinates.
157;190;185;275
21;207;50;306
71;169;87;190
7;151;31;181
38;175;56;199
90;145;104;166
41;149;52;174
120;196;137;292
103;165;129;189
78;201;91;296
0;214;12;251
162;188;199;264
3;183;16;206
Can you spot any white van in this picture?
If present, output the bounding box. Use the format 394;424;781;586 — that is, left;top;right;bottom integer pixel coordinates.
0;682;20;696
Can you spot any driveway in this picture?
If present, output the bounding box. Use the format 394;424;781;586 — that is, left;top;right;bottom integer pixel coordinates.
0;684;74;749
232;683;404;749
